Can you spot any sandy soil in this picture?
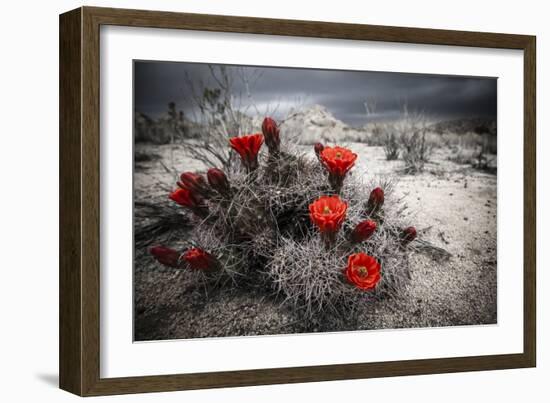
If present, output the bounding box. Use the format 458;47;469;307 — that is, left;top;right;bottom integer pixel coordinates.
133;143;497;340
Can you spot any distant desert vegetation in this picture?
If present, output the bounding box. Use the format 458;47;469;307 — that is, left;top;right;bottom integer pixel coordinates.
135;102;497;174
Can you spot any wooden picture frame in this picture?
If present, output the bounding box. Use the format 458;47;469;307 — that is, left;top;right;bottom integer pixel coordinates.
59;6;536;396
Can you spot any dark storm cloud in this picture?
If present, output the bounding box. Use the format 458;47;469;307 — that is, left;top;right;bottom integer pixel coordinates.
134;61;497;126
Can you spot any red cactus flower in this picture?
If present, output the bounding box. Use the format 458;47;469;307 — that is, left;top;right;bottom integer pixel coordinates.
183;247;218;270
207;168;230;195
262;117;280;154
367;187;384;213
150;246;181;268
350;220;377;243
314;142;324;159
320;146;357;177
309;195;348;234
345;252;381;290
402;226;417;244
178;172;211;198
229;133;264;171
169;188;207;216
319;146;358;191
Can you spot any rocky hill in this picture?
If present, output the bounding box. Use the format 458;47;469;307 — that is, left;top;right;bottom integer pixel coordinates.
280;105;368;144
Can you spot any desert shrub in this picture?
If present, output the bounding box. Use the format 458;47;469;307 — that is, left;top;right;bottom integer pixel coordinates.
148;117;423;326
448;149;475;165
378;107;432;174
400;129;432;174
441;132;461;149
364;123;386;146
134;104;191;145
447;131;496;173
443;132;497;155
461;132;482;149
381;131;400;160
482;133;497;155
471;139;497;173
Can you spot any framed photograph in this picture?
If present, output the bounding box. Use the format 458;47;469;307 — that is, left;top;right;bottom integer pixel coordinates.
59;6;536;396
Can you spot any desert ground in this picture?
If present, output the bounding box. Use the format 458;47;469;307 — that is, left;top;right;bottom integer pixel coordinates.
133;139;497;340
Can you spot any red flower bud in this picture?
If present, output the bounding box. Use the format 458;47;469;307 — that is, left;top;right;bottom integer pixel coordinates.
178;172;212;199
183;247;218;271
367;187;385;213
350;220;377;243
402;226;417;244
169;188;208;217
150;246;181;268
313;143;325;156
169;187;200;208
229;133;264;171
262;117;280;154
207;168;231;195
314;142;324;159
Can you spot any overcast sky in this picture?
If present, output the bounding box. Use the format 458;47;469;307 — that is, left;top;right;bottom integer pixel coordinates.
134;61;497;126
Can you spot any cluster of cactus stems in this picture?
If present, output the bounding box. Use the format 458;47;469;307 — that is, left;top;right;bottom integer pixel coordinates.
150;116;418;319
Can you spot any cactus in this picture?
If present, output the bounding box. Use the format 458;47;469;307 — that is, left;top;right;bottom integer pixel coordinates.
149;117;419;323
